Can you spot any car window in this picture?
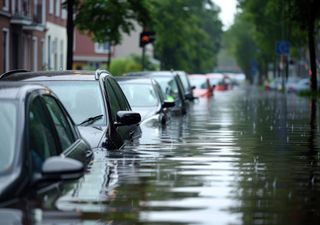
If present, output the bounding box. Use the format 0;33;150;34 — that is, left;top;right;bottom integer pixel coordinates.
0;100;17;173
43;95;76;150
43;81;106;126
105;79;122;121
120;83;158;107
108;78;131;110
29;97;59;172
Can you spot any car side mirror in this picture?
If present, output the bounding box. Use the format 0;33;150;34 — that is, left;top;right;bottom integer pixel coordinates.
191;85;196;90
162;100;175;108
115;111;141;126
41;156;84;181
184;93;194;100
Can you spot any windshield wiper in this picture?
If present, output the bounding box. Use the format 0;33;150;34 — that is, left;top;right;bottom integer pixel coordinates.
78;114;103;126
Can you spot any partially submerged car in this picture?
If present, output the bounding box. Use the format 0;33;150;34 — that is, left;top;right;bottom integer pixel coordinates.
189;74;214;98
0;82;86;202
116;76;175;125
1;70;141;150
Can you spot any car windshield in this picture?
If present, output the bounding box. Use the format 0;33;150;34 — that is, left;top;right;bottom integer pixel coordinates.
43;81;106;126
152;76;179;98
120;83;158;107
0;100;17;173
189;77;208;89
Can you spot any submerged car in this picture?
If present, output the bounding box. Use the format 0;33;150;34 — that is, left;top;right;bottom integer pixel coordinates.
0;82;86;202
189;74;214;98
1;70;141;150
116;76;175;125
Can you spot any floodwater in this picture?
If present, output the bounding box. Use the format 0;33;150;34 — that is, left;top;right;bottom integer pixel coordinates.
47;86;320;224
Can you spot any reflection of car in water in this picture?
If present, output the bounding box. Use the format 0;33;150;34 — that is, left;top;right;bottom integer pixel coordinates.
0;82;86;203
1;70;141;150
116;76;175;125
188;74;214;97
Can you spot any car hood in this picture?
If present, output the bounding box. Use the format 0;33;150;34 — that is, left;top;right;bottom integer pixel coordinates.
78;126;107;149
131;106;158;122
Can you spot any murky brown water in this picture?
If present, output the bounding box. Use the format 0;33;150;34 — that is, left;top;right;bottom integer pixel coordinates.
51;86;320;225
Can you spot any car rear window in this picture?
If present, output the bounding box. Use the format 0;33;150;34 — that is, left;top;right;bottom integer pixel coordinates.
0;100;17;173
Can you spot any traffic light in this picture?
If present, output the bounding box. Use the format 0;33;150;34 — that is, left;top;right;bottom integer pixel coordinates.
139;31;155;47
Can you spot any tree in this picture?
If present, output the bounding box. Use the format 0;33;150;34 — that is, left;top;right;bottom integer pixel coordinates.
224;14;256;82
286;0;320;91
74;0;152;69
150;0;222;73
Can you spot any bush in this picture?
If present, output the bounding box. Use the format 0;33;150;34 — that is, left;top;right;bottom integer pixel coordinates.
109;58;142;76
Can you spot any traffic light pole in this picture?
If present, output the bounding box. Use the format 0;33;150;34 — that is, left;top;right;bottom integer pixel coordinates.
142;45;146;71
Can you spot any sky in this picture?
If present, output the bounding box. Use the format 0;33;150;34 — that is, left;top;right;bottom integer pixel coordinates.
211;0;237;30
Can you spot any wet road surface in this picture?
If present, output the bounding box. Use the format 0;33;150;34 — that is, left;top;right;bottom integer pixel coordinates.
55;86;320;225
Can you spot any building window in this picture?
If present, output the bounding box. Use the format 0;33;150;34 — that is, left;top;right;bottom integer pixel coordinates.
3;0;9;11
61;7;67;19
2;29;9;72
95;42;109;54
60;40;64;69
49;0;53;14
32;37;38;71
41;39;45;69
47;35;51;69
55;0;60;17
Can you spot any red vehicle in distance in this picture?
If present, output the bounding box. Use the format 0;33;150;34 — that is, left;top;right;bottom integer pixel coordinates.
188;74;214;98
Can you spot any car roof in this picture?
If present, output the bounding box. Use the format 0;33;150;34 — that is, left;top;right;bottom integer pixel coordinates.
0;70;103;82
0;82;47;99
116;76;154;85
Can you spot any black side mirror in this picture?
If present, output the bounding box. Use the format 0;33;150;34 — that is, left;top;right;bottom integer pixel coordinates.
42;156;84;181
191;86;196;90
185;93;194;100
115;111;141;126
162;100;175;108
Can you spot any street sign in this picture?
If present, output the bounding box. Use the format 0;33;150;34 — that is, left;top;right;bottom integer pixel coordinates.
276;41;290;55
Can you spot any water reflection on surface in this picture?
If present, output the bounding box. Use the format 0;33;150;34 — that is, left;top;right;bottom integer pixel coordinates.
55;86;320;225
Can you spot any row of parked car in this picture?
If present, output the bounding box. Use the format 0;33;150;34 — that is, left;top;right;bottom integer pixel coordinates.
0;69;203;207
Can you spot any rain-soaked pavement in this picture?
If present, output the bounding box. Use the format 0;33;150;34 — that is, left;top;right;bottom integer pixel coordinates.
50;85;320;225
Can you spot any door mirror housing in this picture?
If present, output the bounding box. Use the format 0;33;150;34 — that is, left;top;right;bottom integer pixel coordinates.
162;100;175;108
41;156;84;181
115;111;141;126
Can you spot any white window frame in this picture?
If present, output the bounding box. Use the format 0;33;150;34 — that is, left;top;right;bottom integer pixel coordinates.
32;37;38;71
3;0;9;11
94;42;109;54
41;39;45;69
2;28;9;72
49;0;54;14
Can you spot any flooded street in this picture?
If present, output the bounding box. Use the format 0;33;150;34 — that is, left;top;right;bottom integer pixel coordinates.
56;86;320;225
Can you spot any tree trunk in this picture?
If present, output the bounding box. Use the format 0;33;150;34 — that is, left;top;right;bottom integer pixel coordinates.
307;16;317;92
66;0;75;70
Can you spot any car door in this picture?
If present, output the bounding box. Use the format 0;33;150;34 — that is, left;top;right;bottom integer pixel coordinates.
41;94;92;165
104;77;140;147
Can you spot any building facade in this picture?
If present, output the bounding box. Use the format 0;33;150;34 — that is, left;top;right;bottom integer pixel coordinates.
0;0;66;73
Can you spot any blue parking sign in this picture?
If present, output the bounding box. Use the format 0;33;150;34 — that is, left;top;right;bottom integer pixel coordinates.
276;41;290;55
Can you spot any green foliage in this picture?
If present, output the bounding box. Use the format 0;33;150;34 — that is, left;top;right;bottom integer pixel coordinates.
109;57;142;76
150;0;223;73
224;14;256;82
75;0;152;44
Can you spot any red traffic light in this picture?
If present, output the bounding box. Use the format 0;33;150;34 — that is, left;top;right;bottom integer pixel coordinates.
139;31;155;47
